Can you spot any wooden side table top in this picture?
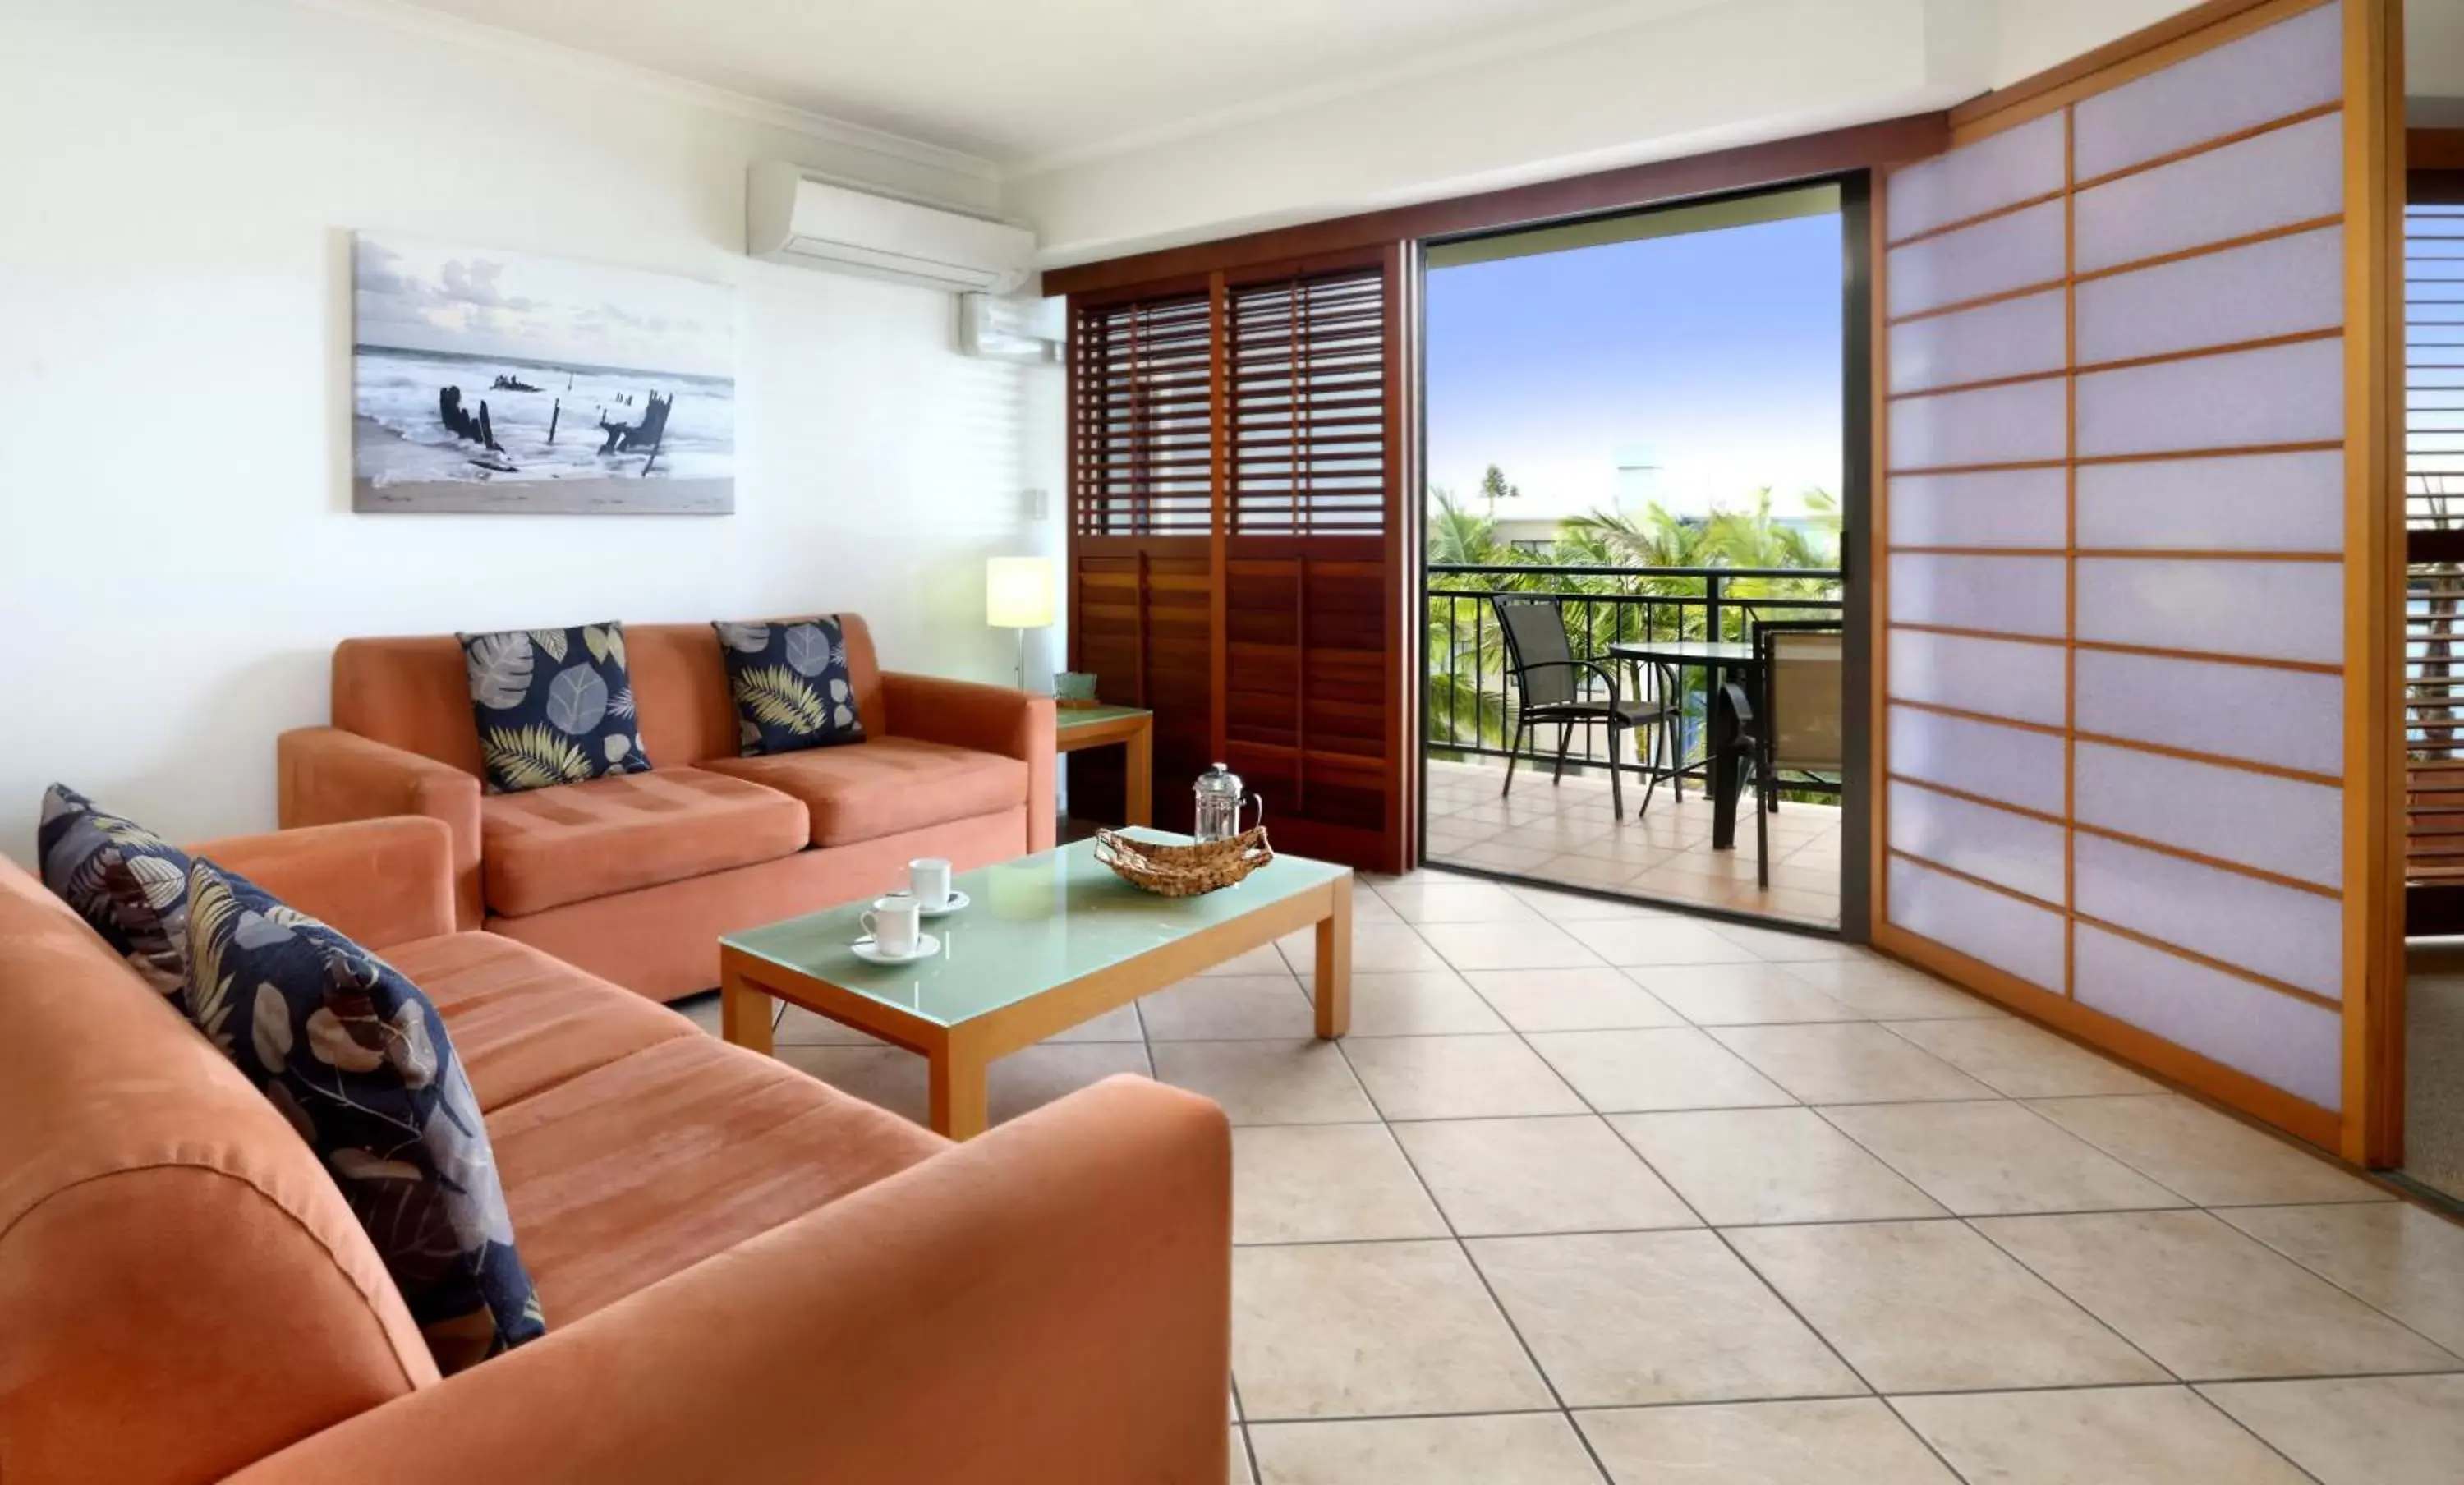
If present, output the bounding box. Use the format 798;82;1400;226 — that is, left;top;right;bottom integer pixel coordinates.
1054;704;1152;751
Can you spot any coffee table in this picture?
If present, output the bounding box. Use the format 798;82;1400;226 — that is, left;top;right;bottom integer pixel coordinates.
718;834;1354;1138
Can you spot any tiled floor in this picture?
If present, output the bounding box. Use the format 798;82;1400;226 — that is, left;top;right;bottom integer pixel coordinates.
1422;756;1842;929
685;870;2464;1484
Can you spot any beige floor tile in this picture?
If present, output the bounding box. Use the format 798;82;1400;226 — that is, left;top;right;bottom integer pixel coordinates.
1248;1414;1602;1485
1230;1428;1254;1485
1151;1040;1377;1125
1042;1003;1148;1042
775;1041;1150;1129
1896;1386;2314;1485
1232;1124;1448;1244
1526;1028;1796;1113
1462;967;1685;1032
1468;1230;1864;1406
676;991;724;1036
1343;1034;1587;1120
1974;1209;2464;1380
774;1000;885;1045
1711;1023;1997;1104
1333;971;1509;1036
1562;918;1767;967
1370;881;1546;924
1230;1240;1554;1420
1774;960;2006;1018
2027;1094;2393;1207
1439;839;1559;873
1414;919;1606;972
1633;963;1860;1025
1709;923;1869;963
1887;1018;2162;1097
1727;1220;2164;1392
1508;886;1676;922
1577;1398;1957;1484
1201;945;1298;977
1391;1115;1699;1236
1141;976;1317;1041
2201;1374;2464;1485
1819;1101;2186;1216
1541;853;1657;892
1611;1108;1944;1226
2218;1202;2464;1355
1288;923;1453;976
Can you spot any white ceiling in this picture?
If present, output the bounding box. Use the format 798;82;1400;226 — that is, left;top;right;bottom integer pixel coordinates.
376;0;1724;168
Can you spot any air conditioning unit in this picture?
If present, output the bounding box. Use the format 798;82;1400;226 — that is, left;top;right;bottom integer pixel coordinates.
747;163;1035;294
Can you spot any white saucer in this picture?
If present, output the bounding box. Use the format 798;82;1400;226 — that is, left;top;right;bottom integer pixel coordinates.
916;890;971;919
850;931;940;967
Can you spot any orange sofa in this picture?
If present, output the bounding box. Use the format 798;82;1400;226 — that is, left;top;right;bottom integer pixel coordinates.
0;816;1230;1485
277;614;1054;1000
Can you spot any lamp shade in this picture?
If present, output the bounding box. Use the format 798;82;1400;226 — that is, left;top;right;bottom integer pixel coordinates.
986;555;1055;629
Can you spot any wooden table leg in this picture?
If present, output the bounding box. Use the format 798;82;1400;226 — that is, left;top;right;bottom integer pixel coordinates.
720;966;774;1055
1315;876;1352;1039
929;1042;991;1140
1124;718;1153;828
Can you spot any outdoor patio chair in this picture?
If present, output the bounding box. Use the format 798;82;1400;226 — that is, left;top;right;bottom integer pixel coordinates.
1739;618;1845;887
1492;595;1680;819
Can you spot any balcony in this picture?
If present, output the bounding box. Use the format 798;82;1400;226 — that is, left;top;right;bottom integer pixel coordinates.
1425;563;1844;929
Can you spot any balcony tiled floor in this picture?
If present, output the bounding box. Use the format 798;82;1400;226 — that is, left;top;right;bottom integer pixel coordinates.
684;872;2464;1485
1422;757;1842;930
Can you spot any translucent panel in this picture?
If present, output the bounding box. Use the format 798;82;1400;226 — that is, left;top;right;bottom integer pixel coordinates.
1887;628;2067;728
2072;4;2342;180
2073;924;2342;1110
2075;226;2343;366
1887;554;2067;638
2075;336;2343;458
2074;649;2343;776
2075;111;2342;274
2076;449;2346;552
1888;856;2066;991
2074;557;2342;665
1887;198;2066;317
1889;780;2066;905
1889;111;2066;241
1890;467;2068;550
1890;289;2066;394
2074;833;2343;999
2072;740;2342;888
1888;704;2066;816
1890;377;2068;470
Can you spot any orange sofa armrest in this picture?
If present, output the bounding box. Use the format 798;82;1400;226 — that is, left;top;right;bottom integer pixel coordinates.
185;817;457;951
880;672;1055;852
226;1075;1231;1485
278;727;484;929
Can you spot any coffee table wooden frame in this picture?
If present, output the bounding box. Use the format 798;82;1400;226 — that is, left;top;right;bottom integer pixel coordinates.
720;874;1352;1139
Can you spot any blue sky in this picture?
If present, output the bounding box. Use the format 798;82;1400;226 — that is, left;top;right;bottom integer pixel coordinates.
1426;210;1843;521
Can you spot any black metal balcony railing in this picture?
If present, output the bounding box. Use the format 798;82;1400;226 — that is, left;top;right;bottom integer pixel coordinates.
1427;563;1844;779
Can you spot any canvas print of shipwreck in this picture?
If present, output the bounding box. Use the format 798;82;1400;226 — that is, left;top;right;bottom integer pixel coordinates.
352;233;734;514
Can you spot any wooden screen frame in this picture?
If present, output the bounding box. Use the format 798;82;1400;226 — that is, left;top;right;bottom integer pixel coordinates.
1867;0;2408;1163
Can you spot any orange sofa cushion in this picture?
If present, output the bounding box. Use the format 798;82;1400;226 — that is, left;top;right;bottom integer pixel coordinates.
385;932;697;1110
701;738;1028;848
486;1035;947;1323
480;768;807;918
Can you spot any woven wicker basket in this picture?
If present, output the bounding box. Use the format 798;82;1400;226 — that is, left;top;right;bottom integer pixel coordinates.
1093;827;1274;897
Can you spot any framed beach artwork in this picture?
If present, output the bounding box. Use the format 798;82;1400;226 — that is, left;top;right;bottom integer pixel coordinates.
352;233;735;514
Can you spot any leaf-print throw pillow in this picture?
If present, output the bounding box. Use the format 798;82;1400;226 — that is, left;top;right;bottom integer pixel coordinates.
35;784;192;994
178;857;545;1373
711;615;867;755
457;621;650;794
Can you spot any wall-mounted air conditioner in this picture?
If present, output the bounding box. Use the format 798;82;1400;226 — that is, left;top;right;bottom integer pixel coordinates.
747;163;1035;294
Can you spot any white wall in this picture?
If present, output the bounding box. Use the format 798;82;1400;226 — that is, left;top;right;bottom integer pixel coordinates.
0;0;1064;860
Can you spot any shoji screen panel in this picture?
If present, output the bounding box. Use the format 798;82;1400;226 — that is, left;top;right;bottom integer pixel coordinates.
1874;0;2402;1154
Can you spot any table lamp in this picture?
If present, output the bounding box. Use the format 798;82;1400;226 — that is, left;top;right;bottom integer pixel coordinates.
986;554;1055;692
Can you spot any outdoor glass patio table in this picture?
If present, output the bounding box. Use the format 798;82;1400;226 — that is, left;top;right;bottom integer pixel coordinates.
1606;638;1764;850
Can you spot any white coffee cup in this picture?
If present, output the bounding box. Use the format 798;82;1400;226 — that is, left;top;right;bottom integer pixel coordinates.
908;857;953;912
861;895;922;956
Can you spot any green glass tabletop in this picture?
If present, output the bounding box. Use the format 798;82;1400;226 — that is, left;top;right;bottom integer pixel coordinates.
720;833;1349;1028
1053;703;1150;730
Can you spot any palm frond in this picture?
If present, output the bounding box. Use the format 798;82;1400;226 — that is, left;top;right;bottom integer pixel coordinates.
481;724;595;791
733;666;829;735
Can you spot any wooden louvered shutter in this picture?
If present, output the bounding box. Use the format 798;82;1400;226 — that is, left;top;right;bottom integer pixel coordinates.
1220;258;1409;867
1067;288;1220;834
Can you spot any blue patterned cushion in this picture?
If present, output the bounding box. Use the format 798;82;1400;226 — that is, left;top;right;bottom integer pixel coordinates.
712;615;867;756
180;857;545;1372
35;784;191;995
457;621;650;794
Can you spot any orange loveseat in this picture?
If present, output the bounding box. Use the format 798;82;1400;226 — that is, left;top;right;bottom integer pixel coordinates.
277;614;1053;1000
0;816;1231;1485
